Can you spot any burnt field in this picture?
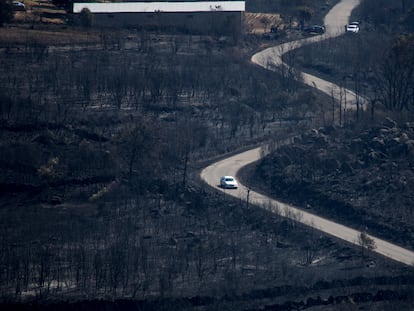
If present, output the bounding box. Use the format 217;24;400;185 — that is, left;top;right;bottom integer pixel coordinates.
1;1;414;309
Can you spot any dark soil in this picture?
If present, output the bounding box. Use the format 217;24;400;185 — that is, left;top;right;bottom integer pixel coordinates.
1;0;413;310
242;119;414;250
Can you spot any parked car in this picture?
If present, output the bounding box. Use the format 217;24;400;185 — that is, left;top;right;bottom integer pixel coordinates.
303;25;325;35
220;176;238;189
12;1;26;11
346;22;359;33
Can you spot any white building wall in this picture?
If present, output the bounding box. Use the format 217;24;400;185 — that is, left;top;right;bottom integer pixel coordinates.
73;1;245;13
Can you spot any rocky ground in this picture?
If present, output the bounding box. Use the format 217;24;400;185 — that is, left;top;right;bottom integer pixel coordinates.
247;117;414;251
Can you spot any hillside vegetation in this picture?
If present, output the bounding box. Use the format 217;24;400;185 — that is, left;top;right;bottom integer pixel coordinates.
249;0;414;249
0;0;413;310
251;119;414;250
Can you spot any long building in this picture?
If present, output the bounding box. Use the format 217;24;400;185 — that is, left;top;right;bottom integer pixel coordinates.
73;1;246;35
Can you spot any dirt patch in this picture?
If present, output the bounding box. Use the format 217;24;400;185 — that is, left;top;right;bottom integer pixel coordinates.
244;12;283;34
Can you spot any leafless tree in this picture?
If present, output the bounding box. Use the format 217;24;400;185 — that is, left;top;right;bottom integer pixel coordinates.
358;231;376;262
373;34;414;112
260;16;270;33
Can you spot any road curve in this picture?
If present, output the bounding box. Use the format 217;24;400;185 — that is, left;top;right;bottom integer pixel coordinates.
251;0;366;109
200;0;414;266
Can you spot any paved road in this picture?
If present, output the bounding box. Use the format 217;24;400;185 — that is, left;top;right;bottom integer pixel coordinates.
252;0;366;109
200;0;414;266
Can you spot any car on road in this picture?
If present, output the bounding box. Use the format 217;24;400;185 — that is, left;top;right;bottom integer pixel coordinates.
220;176;238;189
12;1;26;11
346;22;359;33
303;25;325;35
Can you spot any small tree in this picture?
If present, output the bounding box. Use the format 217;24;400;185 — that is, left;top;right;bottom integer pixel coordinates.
80;7;93;28
358;231;376;262
374;34;414;111
0;0;14;27
297;6;313;29
270;20;283;33
260;16;270;33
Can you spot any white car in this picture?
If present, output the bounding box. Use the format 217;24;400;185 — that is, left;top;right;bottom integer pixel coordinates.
346;22;359;33
220;176;238;189
12;1;26;11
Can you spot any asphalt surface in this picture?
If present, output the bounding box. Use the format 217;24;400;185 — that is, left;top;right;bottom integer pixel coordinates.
200;0;414;266
251;0;366;109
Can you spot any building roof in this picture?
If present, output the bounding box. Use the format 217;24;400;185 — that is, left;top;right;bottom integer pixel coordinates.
73;1;245;13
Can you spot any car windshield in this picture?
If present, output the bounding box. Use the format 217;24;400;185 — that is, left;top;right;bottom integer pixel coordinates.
225;178;234;182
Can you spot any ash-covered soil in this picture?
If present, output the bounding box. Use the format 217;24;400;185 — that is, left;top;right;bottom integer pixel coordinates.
246;118;414;250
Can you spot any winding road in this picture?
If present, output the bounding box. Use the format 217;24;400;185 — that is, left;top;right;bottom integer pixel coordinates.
200;0;414;266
